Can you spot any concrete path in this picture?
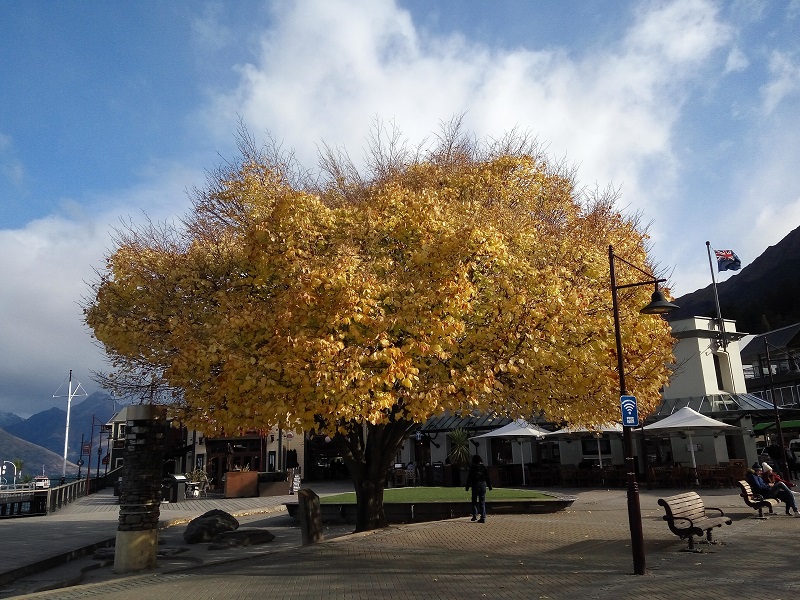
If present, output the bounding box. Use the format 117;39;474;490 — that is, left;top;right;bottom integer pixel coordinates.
2;484;799;599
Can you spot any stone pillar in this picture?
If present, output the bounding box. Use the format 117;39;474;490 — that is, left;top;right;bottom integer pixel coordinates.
297;488;324;545
114;405;167;573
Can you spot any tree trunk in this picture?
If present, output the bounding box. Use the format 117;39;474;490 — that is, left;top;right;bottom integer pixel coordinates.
337;419;413;532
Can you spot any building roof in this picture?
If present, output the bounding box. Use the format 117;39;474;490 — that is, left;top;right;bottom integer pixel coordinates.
420;413;512;433
740;323;800;364
649;392;781;421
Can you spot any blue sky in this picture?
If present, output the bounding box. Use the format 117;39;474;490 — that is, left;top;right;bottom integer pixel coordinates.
1;0;799;416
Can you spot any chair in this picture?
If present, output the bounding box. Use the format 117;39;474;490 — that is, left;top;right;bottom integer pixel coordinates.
393;469;407;487
405;467;418;486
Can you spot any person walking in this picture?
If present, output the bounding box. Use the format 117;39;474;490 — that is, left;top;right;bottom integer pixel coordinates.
465;454;492;523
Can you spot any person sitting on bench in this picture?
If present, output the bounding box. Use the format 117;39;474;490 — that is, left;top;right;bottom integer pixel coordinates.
746;463;799;516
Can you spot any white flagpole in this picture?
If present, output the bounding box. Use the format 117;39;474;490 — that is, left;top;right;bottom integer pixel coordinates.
62;371;73;481
705;241;728;351
53;370;87;483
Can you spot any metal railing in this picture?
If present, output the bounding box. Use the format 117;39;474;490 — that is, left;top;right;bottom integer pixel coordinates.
751;385;800;408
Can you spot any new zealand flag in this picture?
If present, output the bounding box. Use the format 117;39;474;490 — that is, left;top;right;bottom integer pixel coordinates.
714;249;741;272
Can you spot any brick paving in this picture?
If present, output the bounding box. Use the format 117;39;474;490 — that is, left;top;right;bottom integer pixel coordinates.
3;485;800;599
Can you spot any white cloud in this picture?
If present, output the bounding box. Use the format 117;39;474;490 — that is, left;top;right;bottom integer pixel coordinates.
625;0;732;66
761;51;800;114
790;0;800;20
725;47;749;73
208;0;731;229
0;217;107;417
0;163;199;416
190;2;235;54
0;132;26;189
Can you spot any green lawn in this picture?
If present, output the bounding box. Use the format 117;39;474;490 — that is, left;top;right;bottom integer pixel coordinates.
320;487;551;504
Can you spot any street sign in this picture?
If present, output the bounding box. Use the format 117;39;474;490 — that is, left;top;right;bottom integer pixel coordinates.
620;395;639;427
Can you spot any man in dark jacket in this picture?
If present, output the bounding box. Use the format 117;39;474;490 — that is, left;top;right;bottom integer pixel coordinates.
465;454;492;523
746;463;799;516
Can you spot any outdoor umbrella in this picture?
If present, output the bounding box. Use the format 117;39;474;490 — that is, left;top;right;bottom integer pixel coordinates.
548;423;623;469
472;420;551;485
643;406;736;484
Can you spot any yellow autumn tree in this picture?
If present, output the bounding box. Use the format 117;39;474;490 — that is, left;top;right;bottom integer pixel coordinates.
85;125;675;530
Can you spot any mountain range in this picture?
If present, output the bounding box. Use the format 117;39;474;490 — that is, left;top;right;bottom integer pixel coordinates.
669;225;800;334
1;392;116;479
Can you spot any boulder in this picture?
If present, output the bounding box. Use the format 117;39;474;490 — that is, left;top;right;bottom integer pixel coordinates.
183;509;240;544
207;528;276;549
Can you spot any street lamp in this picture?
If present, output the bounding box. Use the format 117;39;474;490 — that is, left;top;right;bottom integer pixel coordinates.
2;461;18;487
609;245;679;576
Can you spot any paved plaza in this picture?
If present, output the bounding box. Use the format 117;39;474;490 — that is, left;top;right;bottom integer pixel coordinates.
1;484;799;599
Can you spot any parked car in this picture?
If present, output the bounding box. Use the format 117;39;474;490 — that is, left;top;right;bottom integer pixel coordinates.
788;439;800;456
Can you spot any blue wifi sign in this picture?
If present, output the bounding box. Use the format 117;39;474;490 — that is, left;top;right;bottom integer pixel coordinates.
620;395;639;427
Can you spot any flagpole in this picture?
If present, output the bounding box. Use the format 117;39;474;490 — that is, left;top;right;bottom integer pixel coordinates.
706;241;728;351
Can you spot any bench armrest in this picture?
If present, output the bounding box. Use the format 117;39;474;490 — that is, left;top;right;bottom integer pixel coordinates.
705;506;726;517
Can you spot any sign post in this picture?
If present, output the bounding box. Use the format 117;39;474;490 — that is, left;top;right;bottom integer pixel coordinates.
620;395;639;427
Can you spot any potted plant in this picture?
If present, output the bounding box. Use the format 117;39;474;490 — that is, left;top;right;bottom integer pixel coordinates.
447;428;472;486
224;465;259;498
184;468;209;496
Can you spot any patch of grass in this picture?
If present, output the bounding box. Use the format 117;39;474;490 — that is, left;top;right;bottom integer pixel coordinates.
320;487;552;504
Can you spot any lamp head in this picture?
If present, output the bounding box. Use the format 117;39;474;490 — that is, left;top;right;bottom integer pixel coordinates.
640;288;680;315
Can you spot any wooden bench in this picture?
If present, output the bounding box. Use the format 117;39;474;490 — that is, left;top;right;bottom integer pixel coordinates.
737;479;778;518
658;492;731;551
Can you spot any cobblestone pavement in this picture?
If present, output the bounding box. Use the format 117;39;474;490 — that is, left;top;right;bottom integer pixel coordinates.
5;486;800;599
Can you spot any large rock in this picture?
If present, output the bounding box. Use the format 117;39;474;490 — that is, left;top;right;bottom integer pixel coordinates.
183;509;240;544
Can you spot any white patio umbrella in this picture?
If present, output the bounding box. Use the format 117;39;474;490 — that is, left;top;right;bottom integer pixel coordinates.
643;407;736;484
548;423;623;469
472;420;551;485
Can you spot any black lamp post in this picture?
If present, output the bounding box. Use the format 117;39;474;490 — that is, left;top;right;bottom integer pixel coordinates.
763;339;793;480
609;245;679;576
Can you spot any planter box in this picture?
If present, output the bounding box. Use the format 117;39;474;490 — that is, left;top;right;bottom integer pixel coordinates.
259;480;291;496
224;471;258;498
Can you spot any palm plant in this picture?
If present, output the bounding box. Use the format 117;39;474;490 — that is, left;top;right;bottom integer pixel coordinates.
448;428;472;467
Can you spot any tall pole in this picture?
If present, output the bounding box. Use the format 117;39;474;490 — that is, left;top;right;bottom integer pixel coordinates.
96;440;102;482
609;245;646;576
705;242;728;351
765;340;790;480
62;370;73;482
104;434;110;476
54;370;86;483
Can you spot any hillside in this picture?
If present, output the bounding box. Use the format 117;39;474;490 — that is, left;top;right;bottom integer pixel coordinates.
0;428;78;481
669;225;800;334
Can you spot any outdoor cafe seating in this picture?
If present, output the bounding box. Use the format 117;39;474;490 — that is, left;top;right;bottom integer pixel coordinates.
392;464;419;487
648;460;745;489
